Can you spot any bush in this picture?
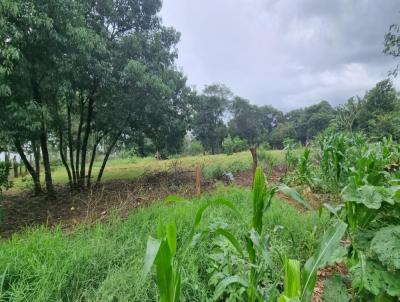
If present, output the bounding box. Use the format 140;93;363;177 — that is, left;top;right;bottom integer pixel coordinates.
0;161;12;192
182;138;204;156
222;135;248;155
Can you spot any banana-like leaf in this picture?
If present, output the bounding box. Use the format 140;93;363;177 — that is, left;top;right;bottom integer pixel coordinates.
278;184;312;210
301;220;347;301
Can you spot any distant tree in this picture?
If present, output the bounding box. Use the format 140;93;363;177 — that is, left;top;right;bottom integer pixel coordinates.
334;97;363;132
228;97;264;146
354;79;399;137
269;123;297;149
384;23;400;75
192;84;231;154
285;101;334;144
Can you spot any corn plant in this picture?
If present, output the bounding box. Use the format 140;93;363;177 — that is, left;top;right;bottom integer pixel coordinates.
208;167;278;301
143;196;239;302
278;220;348;302
143;222;181;302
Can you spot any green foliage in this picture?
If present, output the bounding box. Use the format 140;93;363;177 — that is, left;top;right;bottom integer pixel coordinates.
279;220;347;302
182;137;204;156
322;275;350;302
192;84;231;154
143;223;181;302
0;161;12;192
222;135;248;155
270;123;297;149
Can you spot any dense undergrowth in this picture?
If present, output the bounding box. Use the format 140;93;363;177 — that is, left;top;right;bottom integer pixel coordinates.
0;186;326;301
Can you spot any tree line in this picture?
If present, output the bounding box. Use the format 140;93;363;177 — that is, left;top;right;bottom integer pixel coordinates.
1;0;400;197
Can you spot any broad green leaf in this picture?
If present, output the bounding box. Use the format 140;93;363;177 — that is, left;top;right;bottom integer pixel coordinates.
213;275;249;300
342;185;383;209
166;223;177;256
370;225;400;270
278;184;312;210
351;258;400;297
283;258;301;299
143;236;161;278
301;220;347;301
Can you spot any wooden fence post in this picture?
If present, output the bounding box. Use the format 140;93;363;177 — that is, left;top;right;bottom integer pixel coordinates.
250;145;257;182
195;163;201;196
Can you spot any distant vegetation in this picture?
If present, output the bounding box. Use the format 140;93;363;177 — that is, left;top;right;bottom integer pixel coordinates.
1;0;400;198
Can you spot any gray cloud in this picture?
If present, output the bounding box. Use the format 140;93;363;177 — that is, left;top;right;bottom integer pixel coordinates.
161;0;400;111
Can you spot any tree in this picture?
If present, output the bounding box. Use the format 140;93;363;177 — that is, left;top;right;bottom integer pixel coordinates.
285;101;334;144
228;97;264;145
1;0;192;194
334;97;363;132
269;123;297;149
192;84;231;154
354;79;399;137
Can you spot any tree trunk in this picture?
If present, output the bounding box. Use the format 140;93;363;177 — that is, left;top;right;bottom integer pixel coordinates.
67;104;77;186
40;129;55;197
96;132;121;184
58;127;72;188
14;139;42;195
79;97;94;187
75;98;84;186
13;156;18;178
250;145;257;183
87;134;105;188
32;140;41;179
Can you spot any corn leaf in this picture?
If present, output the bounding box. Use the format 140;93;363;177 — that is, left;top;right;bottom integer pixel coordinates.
143;236;161;278
301;220;347;301
278;184;312;210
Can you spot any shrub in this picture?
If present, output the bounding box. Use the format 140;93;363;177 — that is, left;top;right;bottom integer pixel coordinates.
222;135;248;155
182;138;204;156
0;161;12;192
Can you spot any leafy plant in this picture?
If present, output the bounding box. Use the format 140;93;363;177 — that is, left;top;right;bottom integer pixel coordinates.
208;167;278;301
0;161;12;192
143;223;181;302
223;135;248;155
143;197;240;302
279;220;348;302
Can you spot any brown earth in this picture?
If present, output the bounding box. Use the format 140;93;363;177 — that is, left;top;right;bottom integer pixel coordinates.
0;164;316;238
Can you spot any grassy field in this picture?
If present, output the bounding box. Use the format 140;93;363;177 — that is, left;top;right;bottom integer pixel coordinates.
11;150;289;190
0;186;327;301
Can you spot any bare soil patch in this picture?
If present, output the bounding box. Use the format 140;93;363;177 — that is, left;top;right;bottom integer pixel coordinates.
0;170;213;238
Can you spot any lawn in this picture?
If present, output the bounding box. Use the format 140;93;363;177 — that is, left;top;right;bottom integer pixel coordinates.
0;186;327;301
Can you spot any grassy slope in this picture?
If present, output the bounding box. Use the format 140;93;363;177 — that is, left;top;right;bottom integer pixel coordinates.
0;186;327;301
11;150;287;189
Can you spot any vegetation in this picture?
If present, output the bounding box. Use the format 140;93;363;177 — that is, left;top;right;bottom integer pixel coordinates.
1;1;400;301
0;186;326;301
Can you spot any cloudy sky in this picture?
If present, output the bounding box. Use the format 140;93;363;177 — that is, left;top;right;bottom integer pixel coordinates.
161;0;400;111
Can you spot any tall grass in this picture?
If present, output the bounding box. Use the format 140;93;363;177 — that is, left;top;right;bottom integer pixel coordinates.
0;186;327;301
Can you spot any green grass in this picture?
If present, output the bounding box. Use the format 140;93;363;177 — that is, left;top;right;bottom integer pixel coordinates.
0;186;328;301
11;150;288;190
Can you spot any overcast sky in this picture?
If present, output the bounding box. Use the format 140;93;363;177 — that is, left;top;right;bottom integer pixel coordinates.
161;0;400;111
